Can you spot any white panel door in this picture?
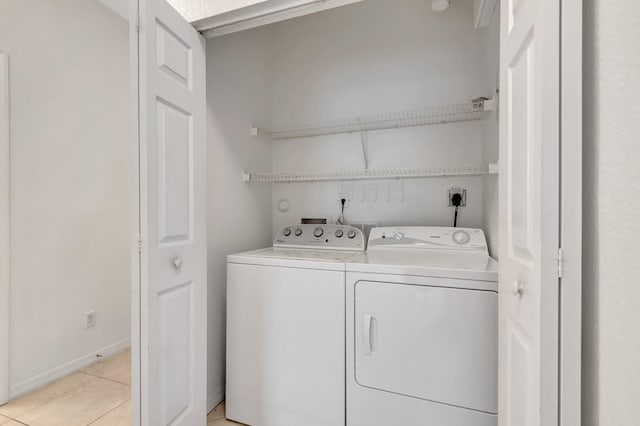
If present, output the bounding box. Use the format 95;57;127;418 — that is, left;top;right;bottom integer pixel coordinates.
498;0;560;425
133;0;206;424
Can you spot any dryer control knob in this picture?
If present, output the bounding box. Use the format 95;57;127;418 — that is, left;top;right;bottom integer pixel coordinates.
335;229;344;238
394;232;405;241
283;228;292;237
452;230;470;245
294;228;303;237
313;227;324;238
347;230;357;239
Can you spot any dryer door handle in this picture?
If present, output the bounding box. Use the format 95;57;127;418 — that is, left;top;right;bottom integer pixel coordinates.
362;314;376;355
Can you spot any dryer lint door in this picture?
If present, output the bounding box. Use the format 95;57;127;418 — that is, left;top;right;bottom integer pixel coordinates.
354;279;498;413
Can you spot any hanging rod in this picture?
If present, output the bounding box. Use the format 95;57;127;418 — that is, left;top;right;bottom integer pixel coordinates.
243;164;496;183
256;99;496;140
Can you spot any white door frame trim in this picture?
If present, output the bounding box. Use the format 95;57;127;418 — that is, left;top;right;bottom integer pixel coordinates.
0;51;10;406
129;0;142;424
560;0;582;424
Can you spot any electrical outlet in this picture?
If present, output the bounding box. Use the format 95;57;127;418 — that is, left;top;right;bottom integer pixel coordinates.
85;310;96;328
338;192;351;209
447;188;467;207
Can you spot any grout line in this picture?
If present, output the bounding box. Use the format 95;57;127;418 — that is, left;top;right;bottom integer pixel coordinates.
85;398;131;426
0;375;99;422
95;376;131;387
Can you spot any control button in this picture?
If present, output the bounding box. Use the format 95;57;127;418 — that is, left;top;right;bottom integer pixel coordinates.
394;232;405;241
313;227;324;238
335;229;344;238
294;228;303;237
347;230;357;239
452;230;470;245
283;228;292;237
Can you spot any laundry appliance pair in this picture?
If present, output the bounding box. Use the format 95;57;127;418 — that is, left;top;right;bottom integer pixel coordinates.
226;224;498;426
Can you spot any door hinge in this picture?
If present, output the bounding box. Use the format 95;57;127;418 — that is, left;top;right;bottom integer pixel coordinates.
137;236;143;253
557;247;564;279
136;14;140;33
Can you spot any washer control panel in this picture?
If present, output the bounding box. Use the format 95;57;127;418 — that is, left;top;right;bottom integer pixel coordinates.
274;224;365;251
368;227;488;251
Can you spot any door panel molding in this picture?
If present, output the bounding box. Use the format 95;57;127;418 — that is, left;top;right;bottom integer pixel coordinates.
132;0;207;424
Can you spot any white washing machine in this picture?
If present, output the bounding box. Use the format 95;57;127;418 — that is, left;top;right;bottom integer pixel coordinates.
346;226;498;426
226;224;365;426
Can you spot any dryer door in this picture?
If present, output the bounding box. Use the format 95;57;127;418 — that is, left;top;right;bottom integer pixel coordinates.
354;279;498;413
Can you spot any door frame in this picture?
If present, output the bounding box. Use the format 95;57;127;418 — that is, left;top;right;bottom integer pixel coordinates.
0;50;10;406
123;0;584;424
129;0;142;424
559;0;582;424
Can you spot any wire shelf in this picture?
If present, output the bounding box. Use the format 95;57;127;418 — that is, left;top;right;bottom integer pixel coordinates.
262;101;489;140
243;165;490;183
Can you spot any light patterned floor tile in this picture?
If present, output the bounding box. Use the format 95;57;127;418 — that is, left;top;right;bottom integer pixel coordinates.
0;415;12;425
89;399;131;426
207;402;247;426
16;377;130;426
0;372;95;418
0;420;26;426
207;401;225;421
208;419;246;426
82;349;131;385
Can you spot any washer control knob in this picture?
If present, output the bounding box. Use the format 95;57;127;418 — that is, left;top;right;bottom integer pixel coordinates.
313;227;324;238
347;230;357;239
452;230;470;245
283;227;292;237
294;228;303;237
394;232;405;241
335;229;344;238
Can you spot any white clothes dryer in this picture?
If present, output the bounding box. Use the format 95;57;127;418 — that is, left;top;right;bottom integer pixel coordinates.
226;224;365;426
346;226;498;426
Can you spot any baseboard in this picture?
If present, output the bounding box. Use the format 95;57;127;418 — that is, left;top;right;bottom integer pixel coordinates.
207;384;225;413
10;338;131;399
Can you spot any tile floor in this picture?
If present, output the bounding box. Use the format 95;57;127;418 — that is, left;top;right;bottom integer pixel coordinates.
0;349;240;425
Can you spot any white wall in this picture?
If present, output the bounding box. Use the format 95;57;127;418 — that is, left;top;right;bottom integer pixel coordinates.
205;26;274;406
269;0;496;242
582;0;640;424
0;0;130;395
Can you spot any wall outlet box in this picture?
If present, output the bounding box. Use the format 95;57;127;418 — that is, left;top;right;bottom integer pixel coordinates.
447;188;467;207
85;310;96;328
338;192;351;209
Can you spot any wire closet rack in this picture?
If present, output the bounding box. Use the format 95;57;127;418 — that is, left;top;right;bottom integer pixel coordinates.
243;165;496;183
259;99;495;140
245;98;498;183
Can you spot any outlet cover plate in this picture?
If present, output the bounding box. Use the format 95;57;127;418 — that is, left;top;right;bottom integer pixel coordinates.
447;188;467;207
85;310;96;328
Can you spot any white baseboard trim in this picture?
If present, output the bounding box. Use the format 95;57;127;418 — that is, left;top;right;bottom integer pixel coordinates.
207;384;225;413
10;338;131;399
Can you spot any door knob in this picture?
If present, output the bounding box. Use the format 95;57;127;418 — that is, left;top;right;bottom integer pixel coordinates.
172;257;183;270
512;281;524;296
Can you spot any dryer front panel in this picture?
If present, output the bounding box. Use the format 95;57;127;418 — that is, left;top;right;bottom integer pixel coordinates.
354;279;498;414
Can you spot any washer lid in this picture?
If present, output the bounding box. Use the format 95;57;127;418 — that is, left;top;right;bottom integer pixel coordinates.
228;247;362;271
